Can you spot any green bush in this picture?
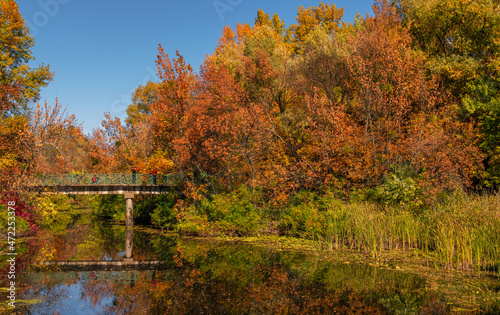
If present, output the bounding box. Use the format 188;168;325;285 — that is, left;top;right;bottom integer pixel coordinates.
372;169;424;209
149;195;178;229
279;202;321;237
177;186;262;236
95;195;125;220
279;191;343;237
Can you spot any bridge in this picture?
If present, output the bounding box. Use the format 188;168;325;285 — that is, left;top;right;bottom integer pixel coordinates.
28;173;182;227
20;173;176;290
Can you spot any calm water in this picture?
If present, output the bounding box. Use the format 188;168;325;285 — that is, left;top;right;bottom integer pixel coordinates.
2;214;499;314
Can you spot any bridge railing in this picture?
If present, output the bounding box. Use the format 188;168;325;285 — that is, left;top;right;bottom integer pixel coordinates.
27;173;181;186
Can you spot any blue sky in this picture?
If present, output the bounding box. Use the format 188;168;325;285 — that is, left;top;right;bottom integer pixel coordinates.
17;0;374;134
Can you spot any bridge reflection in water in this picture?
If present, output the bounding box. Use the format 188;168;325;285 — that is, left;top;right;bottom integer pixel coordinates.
24;269;168;287
28;225;167;287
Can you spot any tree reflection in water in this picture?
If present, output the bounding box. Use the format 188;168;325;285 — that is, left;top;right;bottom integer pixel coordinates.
12;220;455;314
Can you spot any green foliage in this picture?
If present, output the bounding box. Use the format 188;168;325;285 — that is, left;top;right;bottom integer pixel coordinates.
176;211;209;236
0;203;30;235
95;195;125;220
277;189;500;268
462;77;500;188
400;0;500;60
372;170;423;209
279;203;319;237
177;186;262;236
126;81;160;126
398;0;500;190
423;192;500;269
137;194;178;227
278;191;421;257
279;190;340;237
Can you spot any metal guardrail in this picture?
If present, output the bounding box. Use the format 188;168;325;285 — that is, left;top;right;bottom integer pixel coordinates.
27;173;181;186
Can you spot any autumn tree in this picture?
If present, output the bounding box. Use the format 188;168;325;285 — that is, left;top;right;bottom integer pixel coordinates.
292;0;482;197
0;0;52;114
183;61;261;188
88;69;175;174
0;0;53;187
87;128;114;173
126;81;160;126
289;1;344;52
107;1;485;206
21;100;85;176
87;113;156;173
255;9;286;39
0;113;26;177
395;0;500;188
150;45;197;158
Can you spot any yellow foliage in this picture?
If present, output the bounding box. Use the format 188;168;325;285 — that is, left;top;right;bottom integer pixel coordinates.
33;243;55;264
0;153;17;168
146;150;175;173
290;1;344;45
36;196;58;220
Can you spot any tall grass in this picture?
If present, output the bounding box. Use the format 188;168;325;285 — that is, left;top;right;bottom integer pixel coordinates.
428;193;500;270
312;202;422;258
283;193;500;270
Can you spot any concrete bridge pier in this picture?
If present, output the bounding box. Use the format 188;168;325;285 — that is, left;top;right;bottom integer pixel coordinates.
124;193;134;261
125;193;134;227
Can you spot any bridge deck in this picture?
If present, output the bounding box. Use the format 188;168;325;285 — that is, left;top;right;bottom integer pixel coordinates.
27;173;181;195
31;184;173;195
28;173;181;186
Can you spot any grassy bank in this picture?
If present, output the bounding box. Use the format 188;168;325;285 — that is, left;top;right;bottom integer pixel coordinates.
82;186;500;271
171;189;500;271
300;193;500;271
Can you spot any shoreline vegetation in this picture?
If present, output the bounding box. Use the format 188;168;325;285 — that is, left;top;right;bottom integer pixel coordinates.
6;197;500;313
173;191;500;272
14;190;498;273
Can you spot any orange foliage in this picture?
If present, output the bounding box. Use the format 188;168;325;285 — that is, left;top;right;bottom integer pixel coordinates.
22;99;86;175
150;44;197;151
88;1;483;201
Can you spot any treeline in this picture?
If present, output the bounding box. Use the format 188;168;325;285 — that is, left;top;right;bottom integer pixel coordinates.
89;0;500;261
95;0;498;201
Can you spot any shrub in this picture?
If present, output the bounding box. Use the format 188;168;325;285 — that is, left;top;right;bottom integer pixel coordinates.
95;195;125;220
372;170;424;209
150;195;178;229
0;204;30;236
176;186;262;236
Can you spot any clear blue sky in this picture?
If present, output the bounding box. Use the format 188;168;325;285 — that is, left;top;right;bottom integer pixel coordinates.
17;0;374;134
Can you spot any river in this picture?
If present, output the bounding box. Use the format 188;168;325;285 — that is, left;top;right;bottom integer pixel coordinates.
2;210;499;314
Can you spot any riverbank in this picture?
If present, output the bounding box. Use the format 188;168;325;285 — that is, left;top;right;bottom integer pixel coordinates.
169;191;500;273
141;226;500;313
7;191;498;313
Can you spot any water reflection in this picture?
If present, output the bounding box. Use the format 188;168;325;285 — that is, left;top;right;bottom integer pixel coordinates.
125;226;133;260
5;219;467;314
